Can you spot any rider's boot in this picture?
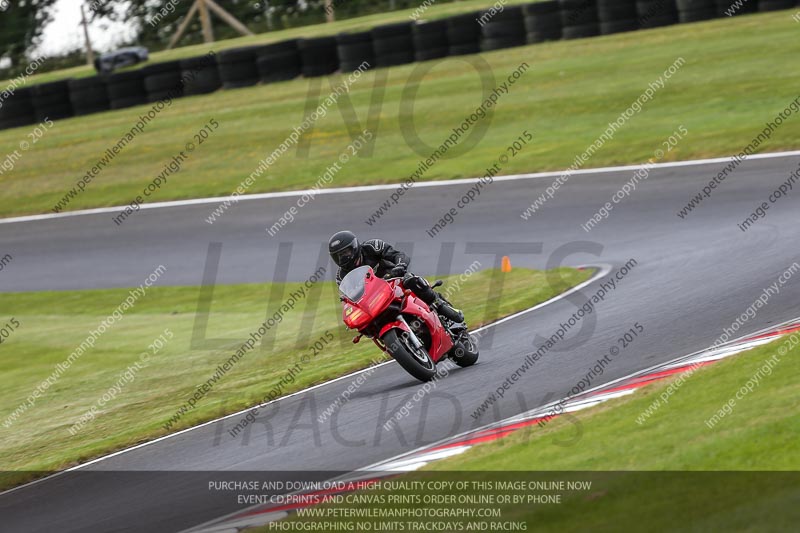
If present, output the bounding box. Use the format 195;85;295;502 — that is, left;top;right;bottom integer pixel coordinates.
433;298;465;324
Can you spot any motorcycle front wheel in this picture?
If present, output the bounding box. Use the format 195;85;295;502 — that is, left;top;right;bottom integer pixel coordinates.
382;329;437;382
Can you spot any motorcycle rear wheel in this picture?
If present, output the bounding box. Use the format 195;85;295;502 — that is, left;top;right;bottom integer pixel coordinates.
451;333;479;367
382;329;437;382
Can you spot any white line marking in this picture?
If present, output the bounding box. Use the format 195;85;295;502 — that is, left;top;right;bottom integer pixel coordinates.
0;265;609;497
353;315;800;473
186;315;800;532
3;150;799;225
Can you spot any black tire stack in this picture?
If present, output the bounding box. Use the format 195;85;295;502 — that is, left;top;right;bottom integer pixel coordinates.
0;88;36;130
217;47;260;89
31;80;74;121
142;61;184;102
758;0;795;10
68;77;110;116
256;40;302;83
371;23;415;68
560;0;601;39
107;71;147;109
676;0;717;21
447;12;483;56
713;0;757;15
597;0;641;34
180;55;221;96
298;37;339;77
636;0;679;28
413;20;449;61
481;5;528;51
524;1;563;43
337;32;375;72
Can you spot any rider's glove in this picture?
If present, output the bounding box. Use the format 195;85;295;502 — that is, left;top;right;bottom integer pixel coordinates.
388;263;407;278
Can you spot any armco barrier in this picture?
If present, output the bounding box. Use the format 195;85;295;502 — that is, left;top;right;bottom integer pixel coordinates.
68;77;110;116
1;0;791;128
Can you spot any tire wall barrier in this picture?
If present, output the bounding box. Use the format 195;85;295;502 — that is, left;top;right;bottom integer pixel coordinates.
413;19;449;61
107;71;147;110
637;0;679;28
299;37;339;77
371;22;415;68
447;12;483;56
524;1;563;43
0;0;788;130
0;87;36;130
596;0;640;35
68;77;110;116
480;6;527;51
337;31;375;73
256;40;301;83
560;0;601;39
31;80;74;121
217;47;260;89
181;54;222;96
676;0;718;21
143;61;184;102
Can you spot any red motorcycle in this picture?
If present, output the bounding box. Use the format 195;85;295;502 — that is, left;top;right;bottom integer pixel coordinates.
339;265;479;382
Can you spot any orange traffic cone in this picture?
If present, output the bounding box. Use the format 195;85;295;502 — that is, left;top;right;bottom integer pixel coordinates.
501;256;512;273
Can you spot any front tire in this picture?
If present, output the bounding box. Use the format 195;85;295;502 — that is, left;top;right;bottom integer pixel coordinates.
382;329;437;382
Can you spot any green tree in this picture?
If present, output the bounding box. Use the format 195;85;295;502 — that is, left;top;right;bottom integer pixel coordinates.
0;0;57;74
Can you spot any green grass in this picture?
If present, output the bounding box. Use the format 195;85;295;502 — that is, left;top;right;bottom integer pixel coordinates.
282;334;800;532
1;12;799;218
432;337;799;471
0;266;590;482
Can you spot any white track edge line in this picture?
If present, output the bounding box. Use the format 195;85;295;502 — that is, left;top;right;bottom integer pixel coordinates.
2;150;799;225
353;314;800;472
184;314;800;532
0;264;609;497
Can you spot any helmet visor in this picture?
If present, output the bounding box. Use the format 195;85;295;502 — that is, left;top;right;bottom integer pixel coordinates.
332;240;359;267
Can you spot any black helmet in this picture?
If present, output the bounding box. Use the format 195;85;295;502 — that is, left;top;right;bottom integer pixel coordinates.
329;230;361;268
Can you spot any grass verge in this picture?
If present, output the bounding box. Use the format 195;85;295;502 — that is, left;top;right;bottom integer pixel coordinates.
284;331;800;531
0;266;590;484
1;12;799;217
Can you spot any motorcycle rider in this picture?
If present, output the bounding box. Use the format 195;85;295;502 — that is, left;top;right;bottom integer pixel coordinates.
328;230;465;326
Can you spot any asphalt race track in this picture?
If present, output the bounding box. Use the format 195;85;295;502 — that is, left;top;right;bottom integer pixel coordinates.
1;153;799;532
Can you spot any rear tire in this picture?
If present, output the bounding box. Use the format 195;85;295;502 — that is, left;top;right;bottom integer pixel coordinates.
382;329;436;382
451;333;479;368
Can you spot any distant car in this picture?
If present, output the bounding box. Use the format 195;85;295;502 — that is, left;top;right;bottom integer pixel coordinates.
94;47;149;74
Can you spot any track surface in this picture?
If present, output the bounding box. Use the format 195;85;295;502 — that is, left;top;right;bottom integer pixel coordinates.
1;154;799;532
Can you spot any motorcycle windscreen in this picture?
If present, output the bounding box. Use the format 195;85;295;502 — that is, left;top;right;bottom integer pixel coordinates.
339;265;372;302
